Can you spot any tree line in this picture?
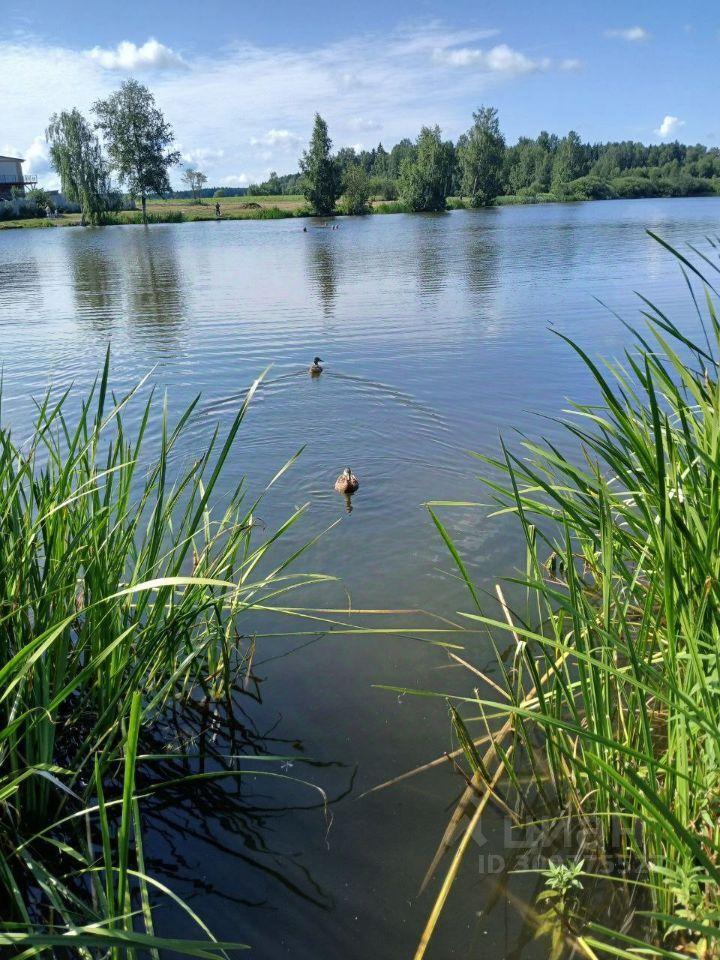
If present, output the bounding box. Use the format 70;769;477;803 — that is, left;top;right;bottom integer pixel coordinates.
43;80;720;224
257;109;720;214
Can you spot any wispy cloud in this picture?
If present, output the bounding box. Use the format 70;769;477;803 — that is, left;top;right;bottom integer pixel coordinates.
655;115;685;138
1;23;578;186
560;58;582;71
87;38;187;71
603;26;648;42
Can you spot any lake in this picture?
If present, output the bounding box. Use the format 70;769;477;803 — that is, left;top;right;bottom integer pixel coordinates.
1;197;717;958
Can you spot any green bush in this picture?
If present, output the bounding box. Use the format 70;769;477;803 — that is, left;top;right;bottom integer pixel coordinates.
609;175;656;199
370;200;410;214
368;176;398;200
556;175;617;200
0;199;43;221
340;165;372;215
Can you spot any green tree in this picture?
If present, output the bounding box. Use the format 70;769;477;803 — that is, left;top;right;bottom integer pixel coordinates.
181;167;201;199
398;126;452;212
265;171;282;195
25;187;52;209
368;175;397;200
93;79;180;223
46;108;109;224
341;164;371;215
552;131;587;189
299;113;340;215
456;106;506;206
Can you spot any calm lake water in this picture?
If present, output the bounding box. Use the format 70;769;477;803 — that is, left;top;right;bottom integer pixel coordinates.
1;198;718;958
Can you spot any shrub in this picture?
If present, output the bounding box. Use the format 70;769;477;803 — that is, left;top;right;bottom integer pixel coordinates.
340;165;371;215
25;187;52;208
556;175;617;200
368;176;398;200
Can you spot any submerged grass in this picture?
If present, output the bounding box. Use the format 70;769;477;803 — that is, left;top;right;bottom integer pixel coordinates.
398;233;720;958
0;357;336;956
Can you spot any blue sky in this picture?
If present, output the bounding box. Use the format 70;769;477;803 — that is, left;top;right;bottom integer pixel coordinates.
2;0;717;188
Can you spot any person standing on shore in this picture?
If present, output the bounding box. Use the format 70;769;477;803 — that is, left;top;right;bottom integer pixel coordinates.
215;202;221;218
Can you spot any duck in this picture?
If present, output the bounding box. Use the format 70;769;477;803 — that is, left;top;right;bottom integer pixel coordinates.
334;467;359;495
309;356;324;375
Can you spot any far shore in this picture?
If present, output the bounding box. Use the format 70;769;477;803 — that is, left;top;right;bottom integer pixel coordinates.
1;190;718;230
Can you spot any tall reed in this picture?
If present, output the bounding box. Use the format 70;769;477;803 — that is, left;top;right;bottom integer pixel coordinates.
406;234;720;958
0;357;329;956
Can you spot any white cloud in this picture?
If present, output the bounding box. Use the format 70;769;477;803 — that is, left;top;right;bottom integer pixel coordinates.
23;135;52;174
224;173;249;186
348;117;382;132
485;44;550;74
250;128;302;148
2;136;58;189
87;38;187;71
433;42;550;74
0;24;577;187
435;47;482;66
655;115;685;138
603;26;648;41
560;58;582;71
179;146;225;164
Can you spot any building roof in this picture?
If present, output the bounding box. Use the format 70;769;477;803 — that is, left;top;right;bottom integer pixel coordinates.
0;156;24;162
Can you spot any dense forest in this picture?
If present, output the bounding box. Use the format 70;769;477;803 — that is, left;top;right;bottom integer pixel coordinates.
247;109;720;205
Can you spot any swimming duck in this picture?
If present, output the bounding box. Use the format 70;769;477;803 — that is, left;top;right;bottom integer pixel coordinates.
334;467;359;495
309;356;324;375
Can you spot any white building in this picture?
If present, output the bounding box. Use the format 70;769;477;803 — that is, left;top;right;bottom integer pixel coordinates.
0;156;37;199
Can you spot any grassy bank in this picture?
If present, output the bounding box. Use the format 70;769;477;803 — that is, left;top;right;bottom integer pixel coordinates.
0;359;334;956
2;191;718;230
403;234;720;958
0;191;419;230
0;194;310;229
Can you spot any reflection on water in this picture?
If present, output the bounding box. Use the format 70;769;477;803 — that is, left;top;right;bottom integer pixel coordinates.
465;223;500;297
124;229;186;343
69;242;120;328
0;255;42;312
306;232;337;316
414;214;447;298
140;686;352;921
0;198;718;957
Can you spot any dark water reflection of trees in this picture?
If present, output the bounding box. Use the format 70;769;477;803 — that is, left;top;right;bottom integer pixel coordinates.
137;681;354;921
306;231;337;316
